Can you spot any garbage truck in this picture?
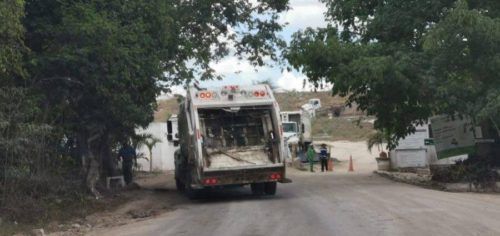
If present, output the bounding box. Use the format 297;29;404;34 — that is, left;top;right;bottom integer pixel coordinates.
172;84;288;197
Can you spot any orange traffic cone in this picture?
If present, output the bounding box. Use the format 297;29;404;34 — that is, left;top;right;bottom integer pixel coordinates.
348;155;354;172
328;158;334;171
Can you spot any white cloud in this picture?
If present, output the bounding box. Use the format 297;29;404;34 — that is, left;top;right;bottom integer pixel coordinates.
276;70;332;92
209;57;255;76
276;70;308;91
279;0;328;31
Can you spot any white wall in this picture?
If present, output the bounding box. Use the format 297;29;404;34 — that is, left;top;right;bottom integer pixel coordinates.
135;122;178;171
390;120;472;168
391;124;430;168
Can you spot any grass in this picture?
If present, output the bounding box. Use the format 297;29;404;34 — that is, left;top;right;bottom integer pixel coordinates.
312;116;375;142
437;146;476;159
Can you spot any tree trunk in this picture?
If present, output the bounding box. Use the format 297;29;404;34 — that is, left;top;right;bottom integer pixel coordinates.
86;149;101;199
99;133;115;177
149;149;153;172
79;130;103;199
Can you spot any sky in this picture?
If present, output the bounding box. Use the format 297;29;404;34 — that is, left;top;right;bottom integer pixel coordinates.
167;0;329;96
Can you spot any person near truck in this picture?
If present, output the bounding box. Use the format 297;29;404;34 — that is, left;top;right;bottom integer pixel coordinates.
306;145;315;172
118;141;137;185
319;144;329;172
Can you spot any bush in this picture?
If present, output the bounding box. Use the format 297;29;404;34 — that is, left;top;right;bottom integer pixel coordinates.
0;87;85;224
432;154;499;189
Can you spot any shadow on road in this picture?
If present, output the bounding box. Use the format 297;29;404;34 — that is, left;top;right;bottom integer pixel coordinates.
151;185;294;204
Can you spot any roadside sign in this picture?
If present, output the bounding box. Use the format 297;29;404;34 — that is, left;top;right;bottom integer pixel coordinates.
430;116;475;159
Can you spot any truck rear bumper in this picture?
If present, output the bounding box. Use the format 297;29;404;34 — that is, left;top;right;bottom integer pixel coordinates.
198;166;288;187
203;163;284;172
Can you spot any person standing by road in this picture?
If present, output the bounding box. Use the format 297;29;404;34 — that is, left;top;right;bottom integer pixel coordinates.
118;141;137;185
319;144;328;172
306;145;315;172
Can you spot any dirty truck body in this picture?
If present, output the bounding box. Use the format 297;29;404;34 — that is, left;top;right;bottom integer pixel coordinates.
174;85;286;195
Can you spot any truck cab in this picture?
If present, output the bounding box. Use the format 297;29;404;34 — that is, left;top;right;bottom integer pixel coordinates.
173;85;288;197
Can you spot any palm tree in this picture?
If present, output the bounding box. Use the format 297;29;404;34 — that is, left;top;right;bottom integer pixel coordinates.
144;136;162;172
367;131;385;153
132;133;162;172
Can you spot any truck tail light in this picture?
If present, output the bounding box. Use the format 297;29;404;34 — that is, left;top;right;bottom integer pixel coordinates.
269;173;281;180
198;91;216;99
203;178;218;185
251;90;267;97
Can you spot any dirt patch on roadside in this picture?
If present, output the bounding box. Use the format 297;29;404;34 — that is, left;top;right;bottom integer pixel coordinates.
42;172;186;236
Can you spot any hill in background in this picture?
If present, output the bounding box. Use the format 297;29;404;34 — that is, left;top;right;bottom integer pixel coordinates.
274;91;344;111
154;97;180;122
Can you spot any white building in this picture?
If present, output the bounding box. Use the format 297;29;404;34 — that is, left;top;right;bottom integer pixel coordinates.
135;122;179;171
390;116;476;169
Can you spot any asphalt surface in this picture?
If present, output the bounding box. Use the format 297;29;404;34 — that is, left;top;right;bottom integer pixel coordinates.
91;167;500;236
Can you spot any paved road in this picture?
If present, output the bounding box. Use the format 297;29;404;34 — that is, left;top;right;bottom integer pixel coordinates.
91;167;500;236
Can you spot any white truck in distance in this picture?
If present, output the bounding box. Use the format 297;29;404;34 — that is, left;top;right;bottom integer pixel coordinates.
280;108;313;150
171;84;288;197
280;111;301;144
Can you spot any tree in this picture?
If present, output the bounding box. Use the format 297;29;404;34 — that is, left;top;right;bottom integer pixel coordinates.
0;0;26;83
20;0;289;196
287;0;500;149
423;1;500;137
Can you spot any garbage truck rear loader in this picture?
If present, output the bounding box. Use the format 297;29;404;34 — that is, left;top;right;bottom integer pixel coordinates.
173;85;288;197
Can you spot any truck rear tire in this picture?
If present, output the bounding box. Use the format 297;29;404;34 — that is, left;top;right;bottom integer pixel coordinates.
264;182;277;195
175;178;185;192
251;183;265;195
186;187;200;199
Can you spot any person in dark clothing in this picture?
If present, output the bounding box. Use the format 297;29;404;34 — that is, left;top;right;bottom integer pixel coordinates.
118;142;137;185
319;143;329;172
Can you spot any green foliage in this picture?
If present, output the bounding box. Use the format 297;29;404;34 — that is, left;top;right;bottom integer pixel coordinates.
0;87;82;221
1;0;291;223
432;154;499;188
20;0;290;188
424;1;500;129
287;0;500;148
287;27;435;148
366;131;384;153
0;0;26;82
23;0;289;139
